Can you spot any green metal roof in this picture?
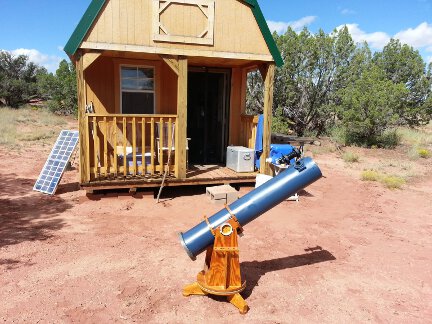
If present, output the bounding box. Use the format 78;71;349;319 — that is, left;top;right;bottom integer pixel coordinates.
64;0;283;66
242;0;283;67
64;0;105;56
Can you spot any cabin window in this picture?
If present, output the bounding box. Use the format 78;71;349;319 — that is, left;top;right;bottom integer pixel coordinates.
120;66;155;114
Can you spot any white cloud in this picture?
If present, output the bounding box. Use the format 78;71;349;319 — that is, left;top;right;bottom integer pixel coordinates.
336;22;432;63
341;8;356;15
289;16;317;31
267;21;291;34
9;48;62;73
267;16;317;34
336;24;390;49
394;22;432;48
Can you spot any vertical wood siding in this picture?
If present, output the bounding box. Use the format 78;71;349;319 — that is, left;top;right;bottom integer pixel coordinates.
84;0;270;57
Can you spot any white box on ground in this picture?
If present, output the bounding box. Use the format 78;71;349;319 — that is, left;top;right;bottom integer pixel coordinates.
226;146;254;172
255;174;273;188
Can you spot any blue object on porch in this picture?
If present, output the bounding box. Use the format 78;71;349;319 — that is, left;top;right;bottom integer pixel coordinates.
269;144;295;165
118;153;152;174
254;114;264;169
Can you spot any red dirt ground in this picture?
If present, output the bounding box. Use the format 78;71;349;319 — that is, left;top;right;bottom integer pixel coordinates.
1;141;431;323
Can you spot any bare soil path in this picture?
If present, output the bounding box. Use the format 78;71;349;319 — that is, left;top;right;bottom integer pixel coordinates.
0;143;431;323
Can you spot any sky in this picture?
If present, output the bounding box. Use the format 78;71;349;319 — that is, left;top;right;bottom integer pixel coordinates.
0;0;431;72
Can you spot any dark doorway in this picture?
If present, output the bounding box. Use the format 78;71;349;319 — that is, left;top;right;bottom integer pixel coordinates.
187;68;230;164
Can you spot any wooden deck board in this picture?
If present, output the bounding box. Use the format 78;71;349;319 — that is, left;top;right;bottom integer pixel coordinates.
82;165;257;190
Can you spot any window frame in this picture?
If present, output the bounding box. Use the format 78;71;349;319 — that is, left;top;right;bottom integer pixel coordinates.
119;64;156;114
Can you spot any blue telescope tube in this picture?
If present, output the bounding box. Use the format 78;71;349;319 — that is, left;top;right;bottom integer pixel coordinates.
179;157;322;260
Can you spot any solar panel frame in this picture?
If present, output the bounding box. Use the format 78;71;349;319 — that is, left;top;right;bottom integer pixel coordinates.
33;130;79;195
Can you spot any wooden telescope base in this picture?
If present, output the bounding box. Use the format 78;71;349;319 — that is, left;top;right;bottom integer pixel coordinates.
182;214;249;314
183;281;249;314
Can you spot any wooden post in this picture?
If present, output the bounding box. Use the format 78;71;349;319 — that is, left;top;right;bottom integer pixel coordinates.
141;117;146;175
150;117;155;175
239;68;248;147
132;117;137;176
159;117;164;170
123;117;127;177
92;117;99;178
103;117;108;177
175;56;188;179
160;54;187;178
113;117;117;177
260;63;275;175
240;68;247;115
76;54;89;184
229;68;241;146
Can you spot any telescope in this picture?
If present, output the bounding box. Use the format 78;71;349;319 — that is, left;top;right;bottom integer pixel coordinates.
179;156;322;314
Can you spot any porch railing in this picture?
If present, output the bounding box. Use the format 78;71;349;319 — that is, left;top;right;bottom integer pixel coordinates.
83;114;177;181
240;114;259;149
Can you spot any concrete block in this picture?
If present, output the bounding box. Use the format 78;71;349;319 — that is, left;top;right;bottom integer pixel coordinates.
206;185;238;205
212;198;228;206
226;192;238;204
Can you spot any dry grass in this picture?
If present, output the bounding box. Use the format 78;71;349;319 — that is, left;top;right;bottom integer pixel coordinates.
309;145;336;156
342;151;360;163
398;126;432;146
18;129;58;142
398;125;432;160
0;106;67;146
381;175;406;189
356;125;432;188
361;169;406;189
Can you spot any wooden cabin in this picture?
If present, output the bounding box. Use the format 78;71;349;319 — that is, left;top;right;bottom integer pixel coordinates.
65;0;283;190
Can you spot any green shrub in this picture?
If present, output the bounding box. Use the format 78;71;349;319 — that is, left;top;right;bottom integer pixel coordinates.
330;126;346;145
361;169;406;189
361;170;380;182
338;64;407;147
381;175;406;189
417;148;431;158
331;125;400;148
342;151;359;163
408;146;432;160
38;60;77;115
376;130;400;148
272;107;294;134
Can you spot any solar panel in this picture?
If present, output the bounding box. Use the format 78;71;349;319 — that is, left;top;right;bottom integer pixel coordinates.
33;130;79;195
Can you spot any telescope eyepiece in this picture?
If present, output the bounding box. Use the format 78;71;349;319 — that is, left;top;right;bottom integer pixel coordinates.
277;148;302;165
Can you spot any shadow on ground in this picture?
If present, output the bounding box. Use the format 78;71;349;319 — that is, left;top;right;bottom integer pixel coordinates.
0;173;73;248
56;181;80;194
0;258;35;270
241;247;336;298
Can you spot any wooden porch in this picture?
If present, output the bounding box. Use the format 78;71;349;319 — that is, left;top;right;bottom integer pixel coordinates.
81;164;257;190
80;112;259;189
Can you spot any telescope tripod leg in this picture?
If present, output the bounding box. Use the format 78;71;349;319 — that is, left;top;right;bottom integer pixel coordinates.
227;293;249;314
183;282;207;297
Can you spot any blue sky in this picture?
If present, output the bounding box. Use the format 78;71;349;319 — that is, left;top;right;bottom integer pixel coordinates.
1;0;431;72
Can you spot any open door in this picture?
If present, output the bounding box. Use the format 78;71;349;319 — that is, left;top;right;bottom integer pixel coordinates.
187;68;230;164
